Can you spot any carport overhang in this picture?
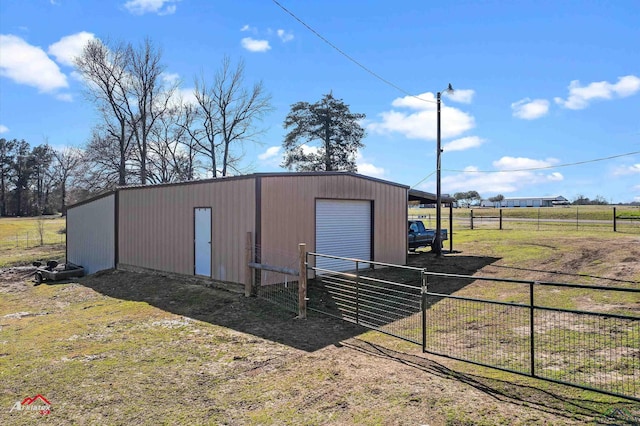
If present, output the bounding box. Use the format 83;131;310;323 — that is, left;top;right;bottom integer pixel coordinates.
407;189;455;259
408;189;455;205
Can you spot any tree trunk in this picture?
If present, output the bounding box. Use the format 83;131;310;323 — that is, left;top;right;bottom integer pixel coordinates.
324;115;332;171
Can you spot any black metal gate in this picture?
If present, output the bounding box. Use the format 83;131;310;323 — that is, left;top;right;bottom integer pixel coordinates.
306;252;640;403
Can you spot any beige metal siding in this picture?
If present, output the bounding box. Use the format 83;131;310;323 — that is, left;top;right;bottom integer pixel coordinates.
118;179;255;283
260;175;407;268
67;193;115;274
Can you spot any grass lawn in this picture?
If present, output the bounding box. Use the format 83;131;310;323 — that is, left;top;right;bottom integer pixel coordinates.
1;224;639;424
0;216;66;268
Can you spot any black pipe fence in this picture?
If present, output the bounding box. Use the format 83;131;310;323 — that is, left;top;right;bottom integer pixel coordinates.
462;207;640;232
304;252;640;402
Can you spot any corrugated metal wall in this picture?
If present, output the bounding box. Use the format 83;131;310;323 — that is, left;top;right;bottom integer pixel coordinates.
260;174;407;268
67;193;115;274
118;178;255;283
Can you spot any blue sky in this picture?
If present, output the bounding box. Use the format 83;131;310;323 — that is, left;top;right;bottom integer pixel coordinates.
1;0;639;202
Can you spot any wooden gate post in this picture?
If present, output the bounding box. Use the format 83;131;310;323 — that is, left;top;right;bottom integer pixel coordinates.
298;243;307;319
245;232;253;297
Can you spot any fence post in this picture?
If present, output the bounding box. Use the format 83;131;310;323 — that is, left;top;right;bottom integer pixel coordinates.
245;232;253;297
530;281;536;377
421;269;427;353
613;207;617;232
298;243;307;319
355;261;360;324
499;209;503;230
470;209;474;230
449;203;453;253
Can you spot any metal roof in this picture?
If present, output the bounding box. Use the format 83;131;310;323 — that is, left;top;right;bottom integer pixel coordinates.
408;188;455;204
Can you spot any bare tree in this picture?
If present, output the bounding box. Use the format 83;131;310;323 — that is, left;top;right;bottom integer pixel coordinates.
146;107;197;183
75;39;132;186
188;56;272;177
80;128;129;191
51;147;84;214
126;38;174;184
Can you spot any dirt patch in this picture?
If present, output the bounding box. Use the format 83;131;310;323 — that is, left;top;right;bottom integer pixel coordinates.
2;234;640;425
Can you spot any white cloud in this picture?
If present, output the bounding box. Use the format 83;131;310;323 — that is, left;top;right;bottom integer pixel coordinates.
47;31;95;67
240;25;252;32
547;172;564;181
554;75;640;110
277;29;294;43
258;146;282;161
300;144;318;156
493;156;559;170
613;163;640;176
511;98;550;120
443;89;474;104
355;152;385;178
368;91;475;140
0;34;68;93
0;124;8;133
241;37;271;53
161;72;180;86
443;136;485;152
422;156;563;195
123;0;180;15
56;93;73;102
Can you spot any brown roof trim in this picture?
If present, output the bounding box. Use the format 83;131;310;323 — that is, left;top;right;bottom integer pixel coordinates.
67;190;116;210
112;171;409;192
256;171;409;189
69;172;411;208
116;174;256;191
408;188;456;204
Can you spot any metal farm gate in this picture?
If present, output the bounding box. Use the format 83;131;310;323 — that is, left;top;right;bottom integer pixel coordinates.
303;252;640;403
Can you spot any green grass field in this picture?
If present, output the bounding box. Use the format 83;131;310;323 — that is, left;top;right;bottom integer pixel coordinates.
1;216;639;424
0;216;66;267
410;205;640;219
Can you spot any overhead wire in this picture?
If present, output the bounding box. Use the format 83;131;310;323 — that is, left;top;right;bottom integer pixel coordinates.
273;0;640;186
410;150;640;188
271;0;436;104
443;150;640;173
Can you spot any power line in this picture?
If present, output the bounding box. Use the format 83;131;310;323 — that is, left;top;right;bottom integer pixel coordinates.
411;170;436;189
271;0;436;104
410;150;640;188
442;150;640;173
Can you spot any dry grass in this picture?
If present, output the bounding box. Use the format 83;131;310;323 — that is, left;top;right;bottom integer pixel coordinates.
1;229;639;425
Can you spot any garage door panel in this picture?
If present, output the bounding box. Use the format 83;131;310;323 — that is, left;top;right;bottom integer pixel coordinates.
316;199;371;272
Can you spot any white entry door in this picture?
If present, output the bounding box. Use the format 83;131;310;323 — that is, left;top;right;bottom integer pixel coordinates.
316;199;372;272
194;208;212;276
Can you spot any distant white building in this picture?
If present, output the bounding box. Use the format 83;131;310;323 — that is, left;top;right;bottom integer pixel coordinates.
481;195;569;208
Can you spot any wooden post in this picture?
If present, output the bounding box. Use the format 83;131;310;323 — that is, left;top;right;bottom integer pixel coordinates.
298;243;307;319
613;207;617;232
245;232;253;297
470;209;474;230
499;209;503;230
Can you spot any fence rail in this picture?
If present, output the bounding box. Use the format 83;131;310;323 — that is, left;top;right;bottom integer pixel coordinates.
302;252;640;402
1;232;66;249
410;206;640;233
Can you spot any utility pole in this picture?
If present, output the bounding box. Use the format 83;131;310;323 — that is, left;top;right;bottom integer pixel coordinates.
434;84;454;256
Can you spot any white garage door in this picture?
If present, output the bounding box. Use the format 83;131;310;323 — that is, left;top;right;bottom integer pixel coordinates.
316;199;371;272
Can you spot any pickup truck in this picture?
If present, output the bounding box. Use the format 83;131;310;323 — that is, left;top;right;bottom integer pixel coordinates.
408;220;448;251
